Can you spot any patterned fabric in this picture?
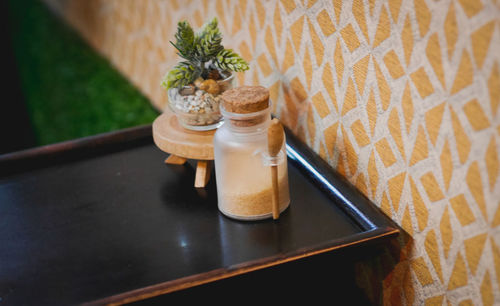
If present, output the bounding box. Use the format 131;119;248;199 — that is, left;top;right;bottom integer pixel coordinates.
44;0;500;304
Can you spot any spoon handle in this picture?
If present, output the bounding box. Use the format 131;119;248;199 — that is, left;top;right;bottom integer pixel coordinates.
271;166;279;219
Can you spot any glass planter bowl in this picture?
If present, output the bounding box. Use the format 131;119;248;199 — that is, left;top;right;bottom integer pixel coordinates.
168;73;234;131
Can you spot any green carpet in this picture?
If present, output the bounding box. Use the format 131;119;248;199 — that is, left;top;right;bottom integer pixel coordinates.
8;0;159;145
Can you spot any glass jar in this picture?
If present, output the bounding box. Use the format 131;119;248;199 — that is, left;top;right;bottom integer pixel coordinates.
168;73;234;131
214;87;290;221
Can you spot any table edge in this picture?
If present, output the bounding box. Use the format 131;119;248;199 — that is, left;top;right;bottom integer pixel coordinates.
0;125;152;176
85;227;398;305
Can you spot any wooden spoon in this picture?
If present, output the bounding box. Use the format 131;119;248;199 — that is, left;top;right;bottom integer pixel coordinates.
267;118;285;220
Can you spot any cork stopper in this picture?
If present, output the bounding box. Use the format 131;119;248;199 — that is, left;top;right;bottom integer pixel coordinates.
221;86;269;114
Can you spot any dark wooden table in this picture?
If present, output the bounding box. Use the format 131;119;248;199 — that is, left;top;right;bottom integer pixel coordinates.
0;125;398;305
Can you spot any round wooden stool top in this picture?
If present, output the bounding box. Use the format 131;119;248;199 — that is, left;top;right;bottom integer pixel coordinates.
152;109;216;160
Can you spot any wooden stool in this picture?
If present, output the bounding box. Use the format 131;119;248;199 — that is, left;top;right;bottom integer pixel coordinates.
152;109;216;188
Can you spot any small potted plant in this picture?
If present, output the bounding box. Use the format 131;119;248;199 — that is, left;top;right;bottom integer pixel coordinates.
161;18;249;130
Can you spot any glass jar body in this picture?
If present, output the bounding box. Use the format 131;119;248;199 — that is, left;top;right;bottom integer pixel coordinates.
168;74;234;131
213;109;290;220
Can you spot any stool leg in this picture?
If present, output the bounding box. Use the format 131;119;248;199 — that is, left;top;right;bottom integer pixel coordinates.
165;154;187;165
195;160;212;188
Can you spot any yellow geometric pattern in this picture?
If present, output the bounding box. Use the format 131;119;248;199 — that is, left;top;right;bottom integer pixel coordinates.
43;0;500;304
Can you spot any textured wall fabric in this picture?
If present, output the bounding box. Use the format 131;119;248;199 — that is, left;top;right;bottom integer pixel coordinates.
43;0;500;304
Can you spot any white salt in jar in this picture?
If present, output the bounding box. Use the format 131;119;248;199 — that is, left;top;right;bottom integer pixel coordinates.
213;86;290;220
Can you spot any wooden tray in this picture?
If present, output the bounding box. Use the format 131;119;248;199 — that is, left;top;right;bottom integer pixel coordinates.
0;125;398;305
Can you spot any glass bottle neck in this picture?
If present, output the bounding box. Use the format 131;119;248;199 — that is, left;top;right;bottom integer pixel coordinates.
224;115;271;135
221;105;272;135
